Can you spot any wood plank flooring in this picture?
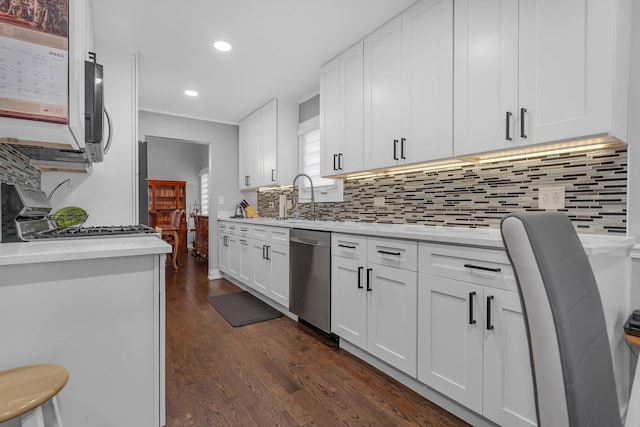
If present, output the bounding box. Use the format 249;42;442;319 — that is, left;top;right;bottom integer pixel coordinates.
165;252;470;427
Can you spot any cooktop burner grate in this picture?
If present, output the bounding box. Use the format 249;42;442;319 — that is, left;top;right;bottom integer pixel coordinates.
29;224;158;239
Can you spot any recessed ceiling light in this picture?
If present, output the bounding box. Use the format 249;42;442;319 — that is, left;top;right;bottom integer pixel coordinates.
184;90;198;97
214;41;232;52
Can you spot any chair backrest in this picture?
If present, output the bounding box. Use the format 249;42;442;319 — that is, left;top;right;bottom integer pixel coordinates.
148;211;158;228
169;209;183;228
500;212;620;427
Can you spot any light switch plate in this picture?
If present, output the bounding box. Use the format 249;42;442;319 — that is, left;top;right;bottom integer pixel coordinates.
218;196;224;205
373;196;385;207
539;186;565;209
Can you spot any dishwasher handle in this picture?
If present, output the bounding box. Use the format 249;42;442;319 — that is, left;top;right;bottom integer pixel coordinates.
296;238;319;245
290;237;330;247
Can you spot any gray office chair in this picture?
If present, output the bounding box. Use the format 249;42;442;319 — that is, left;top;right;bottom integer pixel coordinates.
500;212;621;427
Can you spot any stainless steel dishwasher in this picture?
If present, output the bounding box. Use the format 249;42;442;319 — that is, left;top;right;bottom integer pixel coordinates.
289;228;331;334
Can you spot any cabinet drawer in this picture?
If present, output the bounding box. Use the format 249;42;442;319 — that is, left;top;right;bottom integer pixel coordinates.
236;225;251;237
219;222;228;232
251;225;269;240
268;227;289;244
332;234;368;261
367;238;417;271
251;225;289;244
419;243;516;291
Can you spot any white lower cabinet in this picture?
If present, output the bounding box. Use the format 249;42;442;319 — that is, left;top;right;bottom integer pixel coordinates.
367;264;417;375
250;239;269;295
227;234;240;279
251;240;289;307
482;287;536;427
238;237;252;284
332;256;367;348
268;243;289;307
332;234;417;376
219;232;230;274
219;221;290;309
418;243;536;427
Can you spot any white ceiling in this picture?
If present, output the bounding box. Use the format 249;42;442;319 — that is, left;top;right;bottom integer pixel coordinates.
91;0;417;125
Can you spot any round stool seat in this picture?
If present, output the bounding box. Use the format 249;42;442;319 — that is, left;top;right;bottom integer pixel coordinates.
0;364;69;422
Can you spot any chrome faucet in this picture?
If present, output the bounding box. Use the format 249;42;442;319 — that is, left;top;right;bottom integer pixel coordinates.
292;173;315;220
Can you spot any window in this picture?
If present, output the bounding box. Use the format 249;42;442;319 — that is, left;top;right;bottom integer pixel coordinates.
298;116;343;203
200;168;209;215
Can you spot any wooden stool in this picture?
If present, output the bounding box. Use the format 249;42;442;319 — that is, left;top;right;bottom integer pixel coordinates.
0;365;68;427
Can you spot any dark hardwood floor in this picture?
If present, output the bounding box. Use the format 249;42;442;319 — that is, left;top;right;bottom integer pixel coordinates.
165;251;470;427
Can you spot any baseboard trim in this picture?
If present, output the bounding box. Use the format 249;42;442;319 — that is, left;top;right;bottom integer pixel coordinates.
208;269;222;280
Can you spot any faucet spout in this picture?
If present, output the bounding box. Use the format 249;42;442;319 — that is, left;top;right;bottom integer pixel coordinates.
292;173;315;220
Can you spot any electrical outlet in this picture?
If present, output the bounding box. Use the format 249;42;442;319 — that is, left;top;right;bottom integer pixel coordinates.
373;196;385;207
217;196;224;205
286;200;293;209
538;186;565;210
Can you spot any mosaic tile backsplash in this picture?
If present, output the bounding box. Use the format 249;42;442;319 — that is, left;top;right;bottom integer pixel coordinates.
0;144;41;188
257;147;627;234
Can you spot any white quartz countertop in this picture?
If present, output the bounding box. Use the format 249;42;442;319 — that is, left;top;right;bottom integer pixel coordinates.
0;235;171;266
219;217;636;256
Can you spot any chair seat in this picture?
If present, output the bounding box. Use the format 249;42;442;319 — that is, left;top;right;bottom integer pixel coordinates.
0;365;69;422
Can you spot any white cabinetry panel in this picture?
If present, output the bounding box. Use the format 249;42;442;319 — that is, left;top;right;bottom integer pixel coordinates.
455;0;617;157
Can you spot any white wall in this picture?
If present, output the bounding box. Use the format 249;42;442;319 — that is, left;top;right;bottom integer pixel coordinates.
41;42;138;227
147;136;208;246
138;110;242;275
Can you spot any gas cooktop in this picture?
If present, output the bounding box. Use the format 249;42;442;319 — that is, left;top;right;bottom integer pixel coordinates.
25;224;159;240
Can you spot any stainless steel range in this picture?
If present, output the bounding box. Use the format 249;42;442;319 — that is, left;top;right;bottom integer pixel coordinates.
1;183;158;242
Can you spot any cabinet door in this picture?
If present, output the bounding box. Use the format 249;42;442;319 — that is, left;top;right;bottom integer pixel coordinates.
260;99;278;187
227;235;240;279
219;233;230;274
239;111;261;188
363;16;403;170
453;0;519;156
418;274;483;413
268;243;289;308
402;0;454;163
340;41;364;174
320;56;341;177
483;288;536;427
251;240;270;296
331;256;367;349
238;238;252;285
367;264;417;376
518;0;613;146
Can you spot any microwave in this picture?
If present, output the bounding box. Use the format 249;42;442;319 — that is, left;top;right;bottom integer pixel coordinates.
85;52;111;163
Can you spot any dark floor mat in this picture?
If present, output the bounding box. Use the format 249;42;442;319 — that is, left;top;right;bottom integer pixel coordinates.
206;291;283;327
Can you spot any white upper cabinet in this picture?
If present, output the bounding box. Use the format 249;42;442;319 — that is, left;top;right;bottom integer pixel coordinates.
238;109;261;188
454;0;618;157
400;0;454;163
0;0;92;150
364;0;453;170
238;98;298;189
363;16;403;170
320;41;364;177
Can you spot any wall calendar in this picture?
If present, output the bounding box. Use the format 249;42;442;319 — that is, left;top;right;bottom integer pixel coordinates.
0;0;69;124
